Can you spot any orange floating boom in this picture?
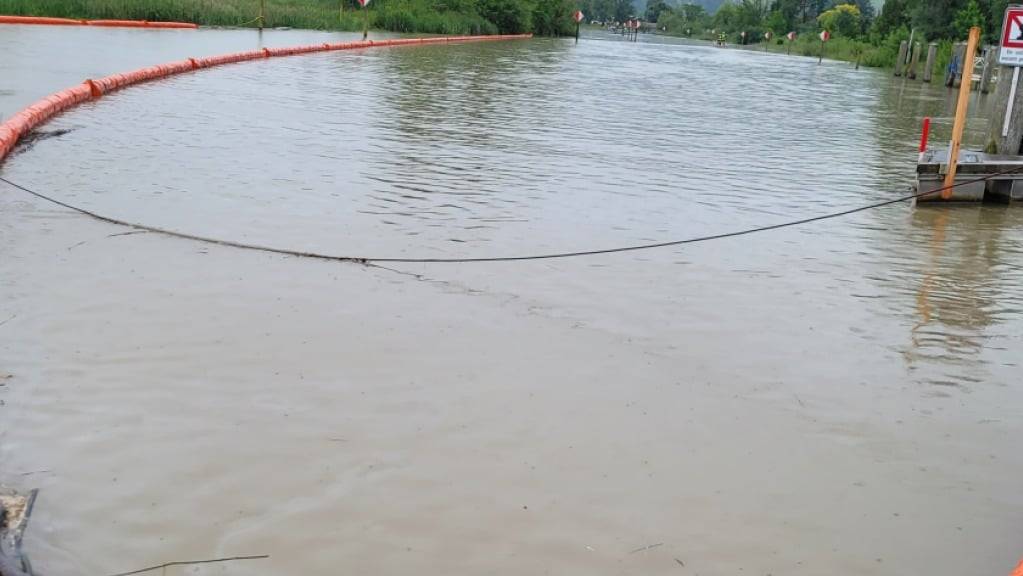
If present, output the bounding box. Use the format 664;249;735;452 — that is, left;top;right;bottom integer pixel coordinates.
0;34;532;165
0;15;198;28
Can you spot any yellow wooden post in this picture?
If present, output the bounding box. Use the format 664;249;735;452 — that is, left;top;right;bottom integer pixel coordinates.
943;26;981;199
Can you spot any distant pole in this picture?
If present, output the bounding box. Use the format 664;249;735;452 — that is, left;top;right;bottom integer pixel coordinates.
895;40;908;76
258;0;265;30
923;42;937;82
907;41;921;79
943;26;982;199
339;0;343;24
981;47;996;93
360;0;369;39
572;11;583;43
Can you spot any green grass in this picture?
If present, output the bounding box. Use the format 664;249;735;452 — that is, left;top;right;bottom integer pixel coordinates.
0;0;496;33
758;34;954;80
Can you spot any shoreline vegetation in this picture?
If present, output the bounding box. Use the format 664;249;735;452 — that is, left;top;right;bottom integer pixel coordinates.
0;0;575;35
583;0;1007;74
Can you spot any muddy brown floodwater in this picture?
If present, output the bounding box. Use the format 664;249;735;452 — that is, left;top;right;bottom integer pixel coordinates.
1;24;1022;576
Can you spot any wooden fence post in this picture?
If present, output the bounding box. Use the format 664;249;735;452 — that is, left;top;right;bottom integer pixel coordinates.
923;42;937;82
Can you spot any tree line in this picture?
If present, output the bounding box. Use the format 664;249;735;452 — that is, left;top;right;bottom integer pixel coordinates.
572;0;1010;69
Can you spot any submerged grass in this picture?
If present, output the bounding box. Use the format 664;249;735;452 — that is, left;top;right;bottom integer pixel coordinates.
758;34;956;79
0;0;494;33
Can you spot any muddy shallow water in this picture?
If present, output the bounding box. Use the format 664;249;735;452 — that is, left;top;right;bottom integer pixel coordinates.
1;25;1021;576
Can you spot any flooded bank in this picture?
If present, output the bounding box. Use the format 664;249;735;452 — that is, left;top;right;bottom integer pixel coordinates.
1;26;1021;576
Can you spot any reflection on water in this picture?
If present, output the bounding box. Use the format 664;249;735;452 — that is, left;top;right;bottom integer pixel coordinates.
902;206;1022;387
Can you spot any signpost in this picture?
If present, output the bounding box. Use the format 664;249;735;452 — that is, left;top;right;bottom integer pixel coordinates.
999;7;1023;65
357;0;370;40
787;31;796;55
573;10;583;43
818;29;830;64
998;6;1023;145
764;30;772;51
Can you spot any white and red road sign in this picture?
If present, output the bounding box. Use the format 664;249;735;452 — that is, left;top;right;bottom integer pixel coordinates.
787;31;796;41
573;10;584;23
1000;7;1023;65
357;0;370;6
819;30;830;42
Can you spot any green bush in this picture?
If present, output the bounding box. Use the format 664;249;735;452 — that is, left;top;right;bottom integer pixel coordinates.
476;0;531;34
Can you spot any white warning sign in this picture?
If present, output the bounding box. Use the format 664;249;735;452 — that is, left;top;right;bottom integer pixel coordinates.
999;7;1023;65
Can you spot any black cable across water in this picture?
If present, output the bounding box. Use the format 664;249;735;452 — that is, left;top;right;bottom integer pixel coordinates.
1;168;1019;264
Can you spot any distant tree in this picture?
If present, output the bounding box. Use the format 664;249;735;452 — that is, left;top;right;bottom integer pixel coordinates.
844;0;874;32
769;0;799;30
990;0;1010;38
817;3;860;36
613;0;633;21
910;0;963;41
737;0;769;25
713;1;739;29
764;8;787;33
645;0;671;21
871;0;910;37
678;2;708;22
953;0;984;37
477;0;533;33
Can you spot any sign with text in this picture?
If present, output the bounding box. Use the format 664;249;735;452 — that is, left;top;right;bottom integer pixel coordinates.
1000;6;1023;65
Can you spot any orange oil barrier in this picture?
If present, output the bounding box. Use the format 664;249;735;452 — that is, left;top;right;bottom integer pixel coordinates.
0;15;198;28
0;34;531;165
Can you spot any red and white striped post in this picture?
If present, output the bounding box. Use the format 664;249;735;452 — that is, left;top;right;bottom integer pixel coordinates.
358;0;370;40
919;117;931;156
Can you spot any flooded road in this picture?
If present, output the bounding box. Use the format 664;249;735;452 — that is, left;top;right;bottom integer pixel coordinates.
1;26;1022;576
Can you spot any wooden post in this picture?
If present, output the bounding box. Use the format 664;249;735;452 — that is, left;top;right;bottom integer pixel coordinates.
907;41;921;79
339;0;344;24
943;27;981;199
895;40;908;76
954;42;967;87
575;20;580;43
923;42;937;82
819;37;825;64
980;47;996;93
258;0;265;30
